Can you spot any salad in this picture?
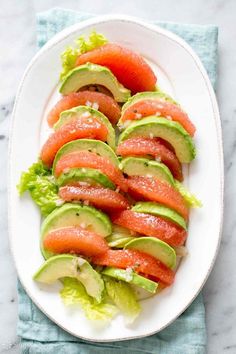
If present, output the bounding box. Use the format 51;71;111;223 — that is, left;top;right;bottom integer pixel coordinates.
18;31;201;323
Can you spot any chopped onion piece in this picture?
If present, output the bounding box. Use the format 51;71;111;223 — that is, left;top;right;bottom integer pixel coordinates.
55;199;65;207
92;102;99;110
174;246;188;257
135;113;142;119
80;222;86;229
81;111;91;118
85;100;92;107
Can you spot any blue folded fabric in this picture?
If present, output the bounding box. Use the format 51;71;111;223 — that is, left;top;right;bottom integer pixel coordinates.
17;8;218;354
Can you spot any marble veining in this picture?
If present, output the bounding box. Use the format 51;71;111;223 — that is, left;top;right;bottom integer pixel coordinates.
1;0;236;353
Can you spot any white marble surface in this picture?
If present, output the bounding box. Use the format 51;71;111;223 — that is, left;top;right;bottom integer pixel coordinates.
0;0;236;353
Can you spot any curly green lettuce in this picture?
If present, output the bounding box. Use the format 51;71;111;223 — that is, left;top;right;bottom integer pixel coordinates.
175;180;202;208
60;277;118;321
60;30;108;81
17;161;63;216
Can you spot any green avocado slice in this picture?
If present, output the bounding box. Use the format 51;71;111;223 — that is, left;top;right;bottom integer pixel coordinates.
56;168;115;190
132;202;187;230
125;237;176;269
106;225;136;248
121;90;177;114
107;236;135;248
33;254;104;302
118;116;196;163
59;63;131;102
120;156;175;186
41;203;112;259
54;106;116;150
53;139;119;176
102;267;158;294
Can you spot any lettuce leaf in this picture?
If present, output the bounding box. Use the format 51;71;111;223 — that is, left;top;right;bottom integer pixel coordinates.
17;161;62;216
76;31;108;54
60;30;108;81
60;47;79;82
175;180;202;208
60;277;118;321
104;277;141;323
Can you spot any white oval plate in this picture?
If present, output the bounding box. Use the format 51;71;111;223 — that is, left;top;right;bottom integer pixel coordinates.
8;15;223;341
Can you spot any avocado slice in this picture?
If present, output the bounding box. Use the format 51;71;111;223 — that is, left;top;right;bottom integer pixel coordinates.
33;254;104;302
41;203;112;259
132;202;187;230
120;156;175;186
118;117;196;163
53;139;119;176
54;106;116;150
59;63;131;102
102;267;158;294
107;236;135;248
106;225;136;248
125;237;176;269
121;90;177;116
56;167;115;190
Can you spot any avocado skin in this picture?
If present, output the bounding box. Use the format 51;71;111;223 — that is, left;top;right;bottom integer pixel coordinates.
102;267;158;293
125;236;176;269
121;90;177;114
132;202;187;230
118;116;196;163
53;139;119;176
56;167;116;190
120;156;175;186
59;63;131;102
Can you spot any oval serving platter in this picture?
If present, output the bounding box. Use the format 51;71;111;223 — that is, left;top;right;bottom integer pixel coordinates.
8;15;223;341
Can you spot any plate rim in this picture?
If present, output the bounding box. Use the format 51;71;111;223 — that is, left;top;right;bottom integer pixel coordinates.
8;14;224;342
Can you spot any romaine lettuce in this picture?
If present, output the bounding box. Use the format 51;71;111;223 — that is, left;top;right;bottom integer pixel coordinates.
175;180;202;208
60;31;108;81
60;277;118;321
17;161;62;216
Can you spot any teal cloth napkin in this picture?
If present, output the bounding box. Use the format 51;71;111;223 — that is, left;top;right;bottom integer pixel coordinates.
17;8;218;354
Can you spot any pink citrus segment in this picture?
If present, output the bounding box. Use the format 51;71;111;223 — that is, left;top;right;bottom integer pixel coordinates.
43;226;109;257
127;176;189;220
59;185;130;211
111;210;187;247
121;99;196;136
116;137;183;181
75;43;157;93
47;91;121;127
40;116;108;167
54;151;128;192
92;249;174;285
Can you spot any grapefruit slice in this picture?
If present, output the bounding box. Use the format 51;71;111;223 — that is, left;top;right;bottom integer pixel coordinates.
92;249;174;285
40;116;107;167
43;226;109;257
59;185;130;211
111;210;187;247
54;106;115;150
75;43;157;93
54;151;128;192
120;99;195;136
127;176;189;220
117;137;183;181
47;91;121;127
